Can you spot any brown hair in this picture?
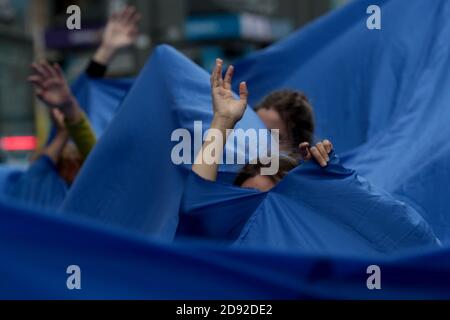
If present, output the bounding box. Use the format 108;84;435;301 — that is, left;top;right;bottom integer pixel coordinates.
234;155;299;187
255;90;315;148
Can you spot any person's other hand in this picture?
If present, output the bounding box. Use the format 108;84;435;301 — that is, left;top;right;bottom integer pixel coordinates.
299;140;333;167
101;6;140;51
28;62;74;109
211;58;248;126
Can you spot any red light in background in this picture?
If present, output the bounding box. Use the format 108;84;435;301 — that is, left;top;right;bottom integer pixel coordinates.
0;136;37;151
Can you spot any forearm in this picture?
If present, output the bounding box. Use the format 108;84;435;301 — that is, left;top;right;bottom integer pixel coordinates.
193;116;236;182
65;111;97;161
60;96;84;125
59;97;96;160
92;44;116;66
41;132;69;164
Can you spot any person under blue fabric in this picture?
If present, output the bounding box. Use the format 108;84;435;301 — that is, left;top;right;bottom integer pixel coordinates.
4;62;97;209
5;109;69;209
31;6;140;183
28;62;97;184
3;7;140;208
179;58;439;255
193;58;333;192
254;90;323;158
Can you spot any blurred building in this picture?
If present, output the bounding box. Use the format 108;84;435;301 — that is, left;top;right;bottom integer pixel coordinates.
0;0;350;163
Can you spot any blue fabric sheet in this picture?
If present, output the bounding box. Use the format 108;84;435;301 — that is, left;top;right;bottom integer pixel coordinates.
0;197;449;299
0;165;23;195
2;157;67;210
1;0;450;298
71;74;134;136
178;154;438;256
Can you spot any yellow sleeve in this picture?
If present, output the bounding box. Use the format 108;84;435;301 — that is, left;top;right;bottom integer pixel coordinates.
65;112;97;160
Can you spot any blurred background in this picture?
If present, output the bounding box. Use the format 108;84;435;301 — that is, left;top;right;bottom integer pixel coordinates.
0;0;350;164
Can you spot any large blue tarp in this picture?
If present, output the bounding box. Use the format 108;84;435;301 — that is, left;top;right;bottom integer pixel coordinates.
1;0;450;298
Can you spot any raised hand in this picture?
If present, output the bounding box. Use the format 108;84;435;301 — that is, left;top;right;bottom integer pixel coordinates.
192;60;248;182
299;140;333;167
92;6;141;66
211;59;248;126
101;6;140;51
28;61;82;124
28;62;74;109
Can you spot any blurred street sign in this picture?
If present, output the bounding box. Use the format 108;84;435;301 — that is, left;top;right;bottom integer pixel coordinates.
45;25;103;49
186;13;293;42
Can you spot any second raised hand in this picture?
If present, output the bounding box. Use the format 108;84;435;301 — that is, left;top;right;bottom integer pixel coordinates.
28;61;82;124
93;6;141;65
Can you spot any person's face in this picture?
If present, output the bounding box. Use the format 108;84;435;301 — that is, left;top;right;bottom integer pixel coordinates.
257;108;289;146
241;175;276;192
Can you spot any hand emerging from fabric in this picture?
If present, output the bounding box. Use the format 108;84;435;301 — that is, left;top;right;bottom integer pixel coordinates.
299;140;333;167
